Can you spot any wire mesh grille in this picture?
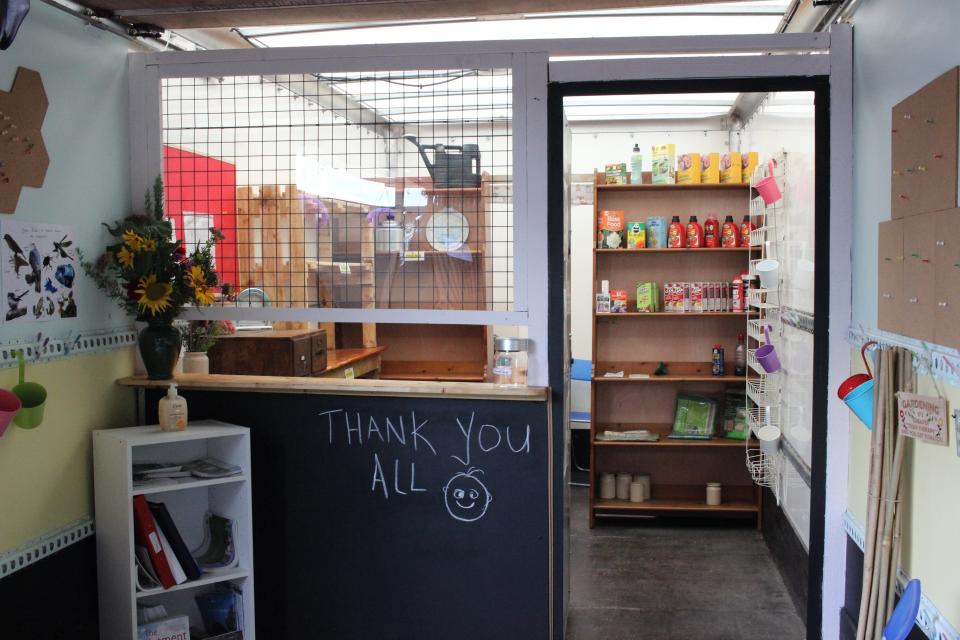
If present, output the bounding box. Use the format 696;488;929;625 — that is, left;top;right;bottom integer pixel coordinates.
160;68;513;315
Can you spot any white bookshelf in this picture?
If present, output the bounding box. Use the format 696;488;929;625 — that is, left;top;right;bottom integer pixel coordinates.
93;420;255;639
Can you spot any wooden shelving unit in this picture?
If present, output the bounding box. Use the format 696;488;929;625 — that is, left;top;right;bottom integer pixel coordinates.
93;421;255;639
589;174;761;527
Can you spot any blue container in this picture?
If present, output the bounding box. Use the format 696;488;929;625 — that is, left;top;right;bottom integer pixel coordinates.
646;216;668;248
843;378;874;430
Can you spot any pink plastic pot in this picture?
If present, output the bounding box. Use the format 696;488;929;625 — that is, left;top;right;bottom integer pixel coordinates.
755;160;782;205
0;389;22;437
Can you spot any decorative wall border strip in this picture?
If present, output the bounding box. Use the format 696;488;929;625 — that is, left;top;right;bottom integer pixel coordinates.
0;326;136;369
0;517;94;579
847;325;960;388
842;510;958;640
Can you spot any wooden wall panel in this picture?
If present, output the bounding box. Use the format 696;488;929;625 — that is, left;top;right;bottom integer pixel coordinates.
934;209;960;348
891;67;959;218
901;212;936;341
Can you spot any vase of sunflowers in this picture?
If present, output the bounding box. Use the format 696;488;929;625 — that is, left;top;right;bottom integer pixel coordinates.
83;178;222;380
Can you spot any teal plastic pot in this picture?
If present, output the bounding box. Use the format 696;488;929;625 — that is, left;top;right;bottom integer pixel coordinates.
843;378;874;430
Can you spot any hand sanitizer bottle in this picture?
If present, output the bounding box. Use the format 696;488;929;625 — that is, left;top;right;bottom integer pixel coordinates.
159;383;188;432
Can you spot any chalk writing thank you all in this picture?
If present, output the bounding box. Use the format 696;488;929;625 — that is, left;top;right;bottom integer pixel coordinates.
317;410;531;522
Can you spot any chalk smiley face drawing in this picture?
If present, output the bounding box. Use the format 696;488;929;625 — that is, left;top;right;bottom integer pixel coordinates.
443;468;492;523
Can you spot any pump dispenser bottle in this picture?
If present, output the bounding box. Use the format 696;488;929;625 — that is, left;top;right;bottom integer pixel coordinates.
159;383;188;432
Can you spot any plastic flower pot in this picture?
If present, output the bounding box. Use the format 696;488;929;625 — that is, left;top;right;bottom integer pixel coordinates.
12;350;45;429
755;160;782;204
843;378;875;429
838;341;877;430
0;389;21;437
755;325;781;373
756;259;780;290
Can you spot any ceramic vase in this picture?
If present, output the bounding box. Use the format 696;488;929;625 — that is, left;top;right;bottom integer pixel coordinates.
138;320;182;380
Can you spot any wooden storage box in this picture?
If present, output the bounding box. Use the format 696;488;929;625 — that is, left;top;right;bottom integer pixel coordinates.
209;329;327;377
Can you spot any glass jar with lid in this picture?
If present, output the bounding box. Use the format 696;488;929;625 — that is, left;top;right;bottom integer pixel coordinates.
492;336;530;387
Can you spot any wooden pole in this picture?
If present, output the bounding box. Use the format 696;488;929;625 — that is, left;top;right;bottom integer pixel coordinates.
857;347;887;640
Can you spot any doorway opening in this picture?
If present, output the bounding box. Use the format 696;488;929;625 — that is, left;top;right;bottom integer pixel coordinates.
548;77;831;640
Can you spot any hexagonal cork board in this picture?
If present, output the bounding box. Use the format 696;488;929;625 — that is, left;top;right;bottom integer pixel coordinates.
0;68;48;214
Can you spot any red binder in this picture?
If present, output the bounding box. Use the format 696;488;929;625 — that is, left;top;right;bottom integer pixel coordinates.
132;495;175;589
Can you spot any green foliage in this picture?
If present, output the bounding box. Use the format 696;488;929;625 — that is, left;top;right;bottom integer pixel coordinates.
81;176;221;323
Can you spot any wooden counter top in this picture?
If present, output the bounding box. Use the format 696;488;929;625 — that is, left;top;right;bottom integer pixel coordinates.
117;373;549;401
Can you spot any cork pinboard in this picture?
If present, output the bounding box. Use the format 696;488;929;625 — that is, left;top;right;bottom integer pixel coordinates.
0;68;48;214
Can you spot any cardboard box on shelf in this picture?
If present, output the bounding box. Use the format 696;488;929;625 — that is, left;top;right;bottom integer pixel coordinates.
651;144;676;184
597;209;626;249
701;152;720;184
741;151;759;184
677;152;701;184
720;152;742;184
604;163;628;185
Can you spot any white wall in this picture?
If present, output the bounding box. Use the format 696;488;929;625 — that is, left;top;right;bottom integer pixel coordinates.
0;2;137;554
568;118;732;362
846;0;960;628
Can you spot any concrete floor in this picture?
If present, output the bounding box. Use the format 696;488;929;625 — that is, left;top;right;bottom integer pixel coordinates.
566;485;806;640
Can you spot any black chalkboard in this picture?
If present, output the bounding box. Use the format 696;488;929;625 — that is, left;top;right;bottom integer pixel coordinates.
152;390;552;640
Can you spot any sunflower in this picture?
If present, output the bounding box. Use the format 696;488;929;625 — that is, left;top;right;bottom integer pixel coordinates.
116;245;135;269
193;284;215;306
134;274;173;316
140;238;157;252
122;230;143;250
186;265;206;287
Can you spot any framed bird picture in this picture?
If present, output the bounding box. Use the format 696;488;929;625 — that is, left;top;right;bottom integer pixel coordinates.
1;220;77;322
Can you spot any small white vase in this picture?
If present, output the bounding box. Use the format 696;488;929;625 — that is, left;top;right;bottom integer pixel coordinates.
182;351;209;374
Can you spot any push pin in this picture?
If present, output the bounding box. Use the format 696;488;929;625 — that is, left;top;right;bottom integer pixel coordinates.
893;170;901;176
903;113;912;119
917;165;927;172
905;167;914;173
925;118;934;124
891;128;898;133
899;194;909;200
934;153;944;159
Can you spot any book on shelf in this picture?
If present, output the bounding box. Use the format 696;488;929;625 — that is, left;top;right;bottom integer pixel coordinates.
149;500;203;581
132;495;177;589
135;547;161;591
133;458;242;486
153;520;189;585
137;614;190;640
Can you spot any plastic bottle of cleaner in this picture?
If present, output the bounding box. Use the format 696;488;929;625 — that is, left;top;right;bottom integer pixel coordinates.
739;215;755;248
159;383;188;432
735;333;747;376
668;216;685;248
704;215;719;248
685;215;704;248
630;144;643;185
712;344;725;376
721;215;740;248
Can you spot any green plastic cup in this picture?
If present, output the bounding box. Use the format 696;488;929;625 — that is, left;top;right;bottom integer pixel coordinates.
12;350;46;429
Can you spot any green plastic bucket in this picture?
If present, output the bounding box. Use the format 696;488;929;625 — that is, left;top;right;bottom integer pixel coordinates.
12;350;46;429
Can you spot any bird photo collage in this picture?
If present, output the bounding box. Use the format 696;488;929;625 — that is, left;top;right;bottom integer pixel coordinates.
1;220;77;322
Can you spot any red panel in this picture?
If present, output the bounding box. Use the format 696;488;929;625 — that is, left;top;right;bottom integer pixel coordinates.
162;145;239;291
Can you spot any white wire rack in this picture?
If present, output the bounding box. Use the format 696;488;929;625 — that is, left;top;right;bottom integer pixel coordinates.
745;150;789;504
746;438;781;497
